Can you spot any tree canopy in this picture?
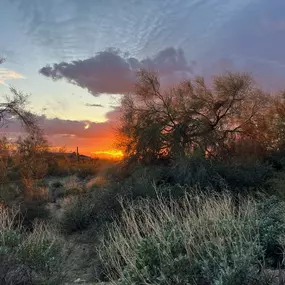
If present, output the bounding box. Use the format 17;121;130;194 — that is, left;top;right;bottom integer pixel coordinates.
0;58;37;131
117;70;285;164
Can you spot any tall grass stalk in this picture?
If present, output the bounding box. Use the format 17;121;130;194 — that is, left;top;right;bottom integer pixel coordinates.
98;188;265;284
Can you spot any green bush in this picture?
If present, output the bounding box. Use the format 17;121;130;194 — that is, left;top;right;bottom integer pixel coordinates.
57;195;97;233
97;192;266;284
57;186;124;233
17;221;64;276
257;196;285;267
169;156;222;188
97;190;285;285
0;206;66;284
264;150;285;171
106;157;274;203
264;171;285;199
215;163;273;192
123;165;168;198
0;253;32;285
168;157;273;193
19;199;50;230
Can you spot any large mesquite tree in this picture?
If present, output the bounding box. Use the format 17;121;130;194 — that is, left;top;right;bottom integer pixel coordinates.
117;70;268;163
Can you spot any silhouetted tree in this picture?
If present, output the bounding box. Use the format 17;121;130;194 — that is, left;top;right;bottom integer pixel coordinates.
15;129;49;194
0;58;37;131
117;70;267;163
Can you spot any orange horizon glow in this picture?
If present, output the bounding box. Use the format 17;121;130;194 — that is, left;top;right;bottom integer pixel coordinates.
91;149;124;159
50;146;124;159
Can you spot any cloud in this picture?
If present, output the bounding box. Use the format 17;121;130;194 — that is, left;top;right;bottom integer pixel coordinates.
85;103;104;108
39;47;193;96
0;68;25;85
0;108;119;139
0;107;121;154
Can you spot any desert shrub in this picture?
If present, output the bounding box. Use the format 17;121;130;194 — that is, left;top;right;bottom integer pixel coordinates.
57;195;97;233
19;199;50;230
47;158;70;177
123;165;168;198
17;221;65;278
86;175;108;189
121;156;272;198
264;150;285;171
75;163;98;180
0;206;66;284
215;163;273;192
0;206;23;252
47;154;99;178
257;196;285;267
97;190;285;285
264;171;285;199
57;177;88;198
0;254;32;285
168;157;273;194
0;183;22;206
169;156;225;189
0;207;31;285
98;191;266;284
58;185;125;233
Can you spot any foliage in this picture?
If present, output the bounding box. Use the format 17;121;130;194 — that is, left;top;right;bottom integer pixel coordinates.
47;154;99;179
97;192;262;284
15;130;49;192
257;196;285;267
57;185;124;233
57;195;97;233
97;191;285;284
118;70;268;163
0;87;37;132
0;205;66;284
111;156;273;200
19;198;50;230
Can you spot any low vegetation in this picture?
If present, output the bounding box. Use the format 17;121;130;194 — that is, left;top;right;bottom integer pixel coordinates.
97;190;285;284
0;205;67;284
3;68;285;284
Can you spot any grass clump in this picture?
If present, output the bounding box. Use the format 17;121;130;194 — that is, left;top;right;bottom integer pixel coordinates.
0;205;67;284
57;195;97;233
57;186;124;233
97;189;285;285
257;196;285;267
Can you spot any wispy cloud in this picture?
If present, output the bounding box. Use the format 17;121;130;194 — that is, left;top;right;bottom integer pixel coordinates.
85;103;104;108
0;68;25;85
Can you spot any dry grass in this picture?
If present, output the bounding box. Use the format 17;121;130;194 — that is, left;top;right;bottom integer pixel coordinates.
86;175;108;189
97;187;282;284
0;205;67;284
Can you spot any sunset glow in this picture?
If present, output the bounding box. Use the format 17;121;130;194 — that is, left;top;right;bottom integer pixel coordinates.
2;0;285;160
91;149;124;159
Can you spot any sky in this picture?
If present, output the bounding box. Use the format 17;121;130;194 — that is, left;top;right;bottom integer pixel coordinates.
1;0;285;156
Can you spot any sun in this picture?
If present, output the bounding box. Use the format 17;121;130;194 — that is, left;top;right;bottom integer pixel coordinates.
84;122;90;129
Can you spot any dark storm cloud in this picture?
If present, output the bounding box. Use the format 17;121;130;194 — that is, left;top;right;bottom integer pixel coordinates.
39;47;193;96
